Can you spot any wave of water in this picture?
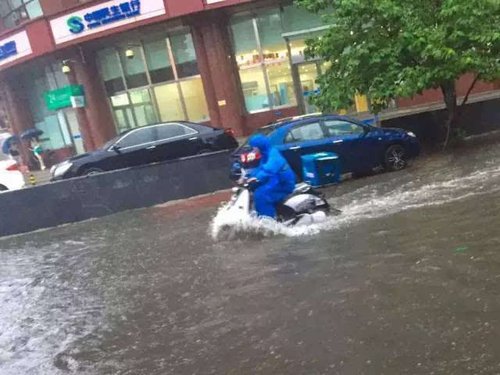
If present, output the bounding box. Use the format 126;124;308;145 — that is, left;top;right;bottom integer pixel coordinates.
211;164;500;240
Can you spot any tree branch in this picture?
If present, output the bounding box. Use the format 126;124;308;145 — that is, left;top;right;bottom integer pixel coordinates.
460;74;480;107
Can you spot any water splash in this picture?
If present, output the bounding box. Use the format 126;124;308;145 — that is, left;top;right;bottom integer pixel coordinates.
211;164;500;240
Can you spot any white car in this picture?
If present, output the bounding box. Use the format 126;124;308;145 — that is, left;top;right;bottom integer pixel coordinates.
0;153;25;192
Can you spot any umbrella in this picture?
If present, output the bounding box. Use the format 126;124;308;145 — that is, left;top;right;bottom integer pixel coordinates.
20;128;43;140
1;135;19;155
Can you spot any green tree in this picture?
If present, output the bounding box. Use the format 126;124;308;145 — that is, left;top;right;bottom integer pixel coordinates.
297;0;500;147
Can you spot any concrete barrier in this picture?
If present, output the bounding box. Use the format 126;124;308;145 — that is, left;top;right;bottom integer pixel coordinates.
0;151;233;237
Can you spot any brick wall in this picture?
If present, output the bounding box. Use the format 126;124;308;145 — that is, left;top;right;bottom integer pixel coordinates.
397;74;499;109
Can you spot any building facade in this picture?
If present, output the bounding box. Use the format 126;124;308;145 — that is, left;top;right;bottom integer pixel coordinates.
0;0;498;163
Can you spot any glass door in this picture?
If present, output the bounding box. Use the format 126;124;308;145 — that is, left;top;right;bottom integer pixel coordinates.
64;109;85;154
110;90;158;134
295;62;321;114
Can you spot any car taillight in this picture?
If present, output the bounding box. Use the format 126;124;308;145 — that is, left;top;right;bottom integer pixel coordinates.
224;128;235;137
240;150;261;164
6;163;19;171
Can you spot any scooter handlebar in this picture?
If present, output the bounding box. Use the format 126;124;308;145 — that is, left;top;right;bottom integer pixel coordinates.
237;177;259;189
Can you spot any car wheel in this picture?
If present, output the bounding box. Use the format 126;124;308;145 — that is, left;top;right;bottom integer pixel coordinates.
384;145;407;171
83;168;104;176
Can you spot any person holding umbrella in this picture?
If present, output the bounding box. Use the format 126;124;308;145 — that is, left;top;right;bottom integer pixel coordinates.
30;138;46;170
21;128;46;171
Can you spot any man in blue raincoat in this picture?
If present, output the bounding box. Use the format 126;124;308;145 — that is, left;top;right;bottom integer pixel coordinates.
246;134;296;219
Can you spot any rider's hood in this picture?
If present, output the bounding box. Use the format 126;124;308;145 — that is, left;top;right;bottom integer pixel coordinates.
249;134;271;157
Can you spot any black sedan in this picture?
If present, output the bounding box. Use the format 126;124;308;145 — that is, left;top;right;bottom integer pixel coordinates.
51;122;238;180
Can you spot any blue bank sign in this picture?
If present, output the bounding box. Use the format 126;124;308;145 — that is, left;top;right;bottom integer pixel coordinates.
0;31;32;67
0;41;17;61
50;0;166;45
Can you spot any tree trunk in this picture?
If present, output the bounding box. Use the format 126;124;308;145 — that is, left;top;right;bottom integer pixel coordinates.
441;81;457;150
458;74;480;113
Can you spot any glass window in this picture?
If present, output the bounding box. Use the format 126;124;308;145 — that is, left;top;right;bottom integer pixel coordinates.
4;12;18;28
154;83;185;121
97;31;209;134
9;0;23;8
1;0;43;29
170;33;199;78
129;89;157;127
0;3;10;16
111;93;130;107
231;16;260;67
25;0;42;19
239;66;269;112
281;5;325;34
256;9;288;62
114;108;137;133
57;111;72;146
120;46;148;89
266;63;297;107
324;120;365;137
36;115;66;150
110;93;134;133
97;49;125;95
118;128;157;148
286;122;324;143
231;11;296;113
109;90;158;132
157;124;196;141
179;78;209;122
143;39;174;84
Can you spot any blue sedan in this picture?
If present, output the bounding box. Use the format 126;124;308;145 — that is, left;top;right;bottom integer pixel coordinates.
231;114;420;180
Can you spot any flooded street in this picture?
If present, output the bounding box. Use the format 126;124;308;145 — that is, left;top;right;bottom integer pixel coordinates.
1;143;500;374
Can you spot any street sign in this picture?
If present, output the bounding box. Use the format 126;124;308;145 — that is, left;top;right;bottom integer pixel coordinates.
44;85;85;111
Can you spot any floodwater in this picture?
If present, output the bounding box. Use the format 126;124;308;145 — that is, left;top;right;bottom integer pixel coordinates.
1;142;500;374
